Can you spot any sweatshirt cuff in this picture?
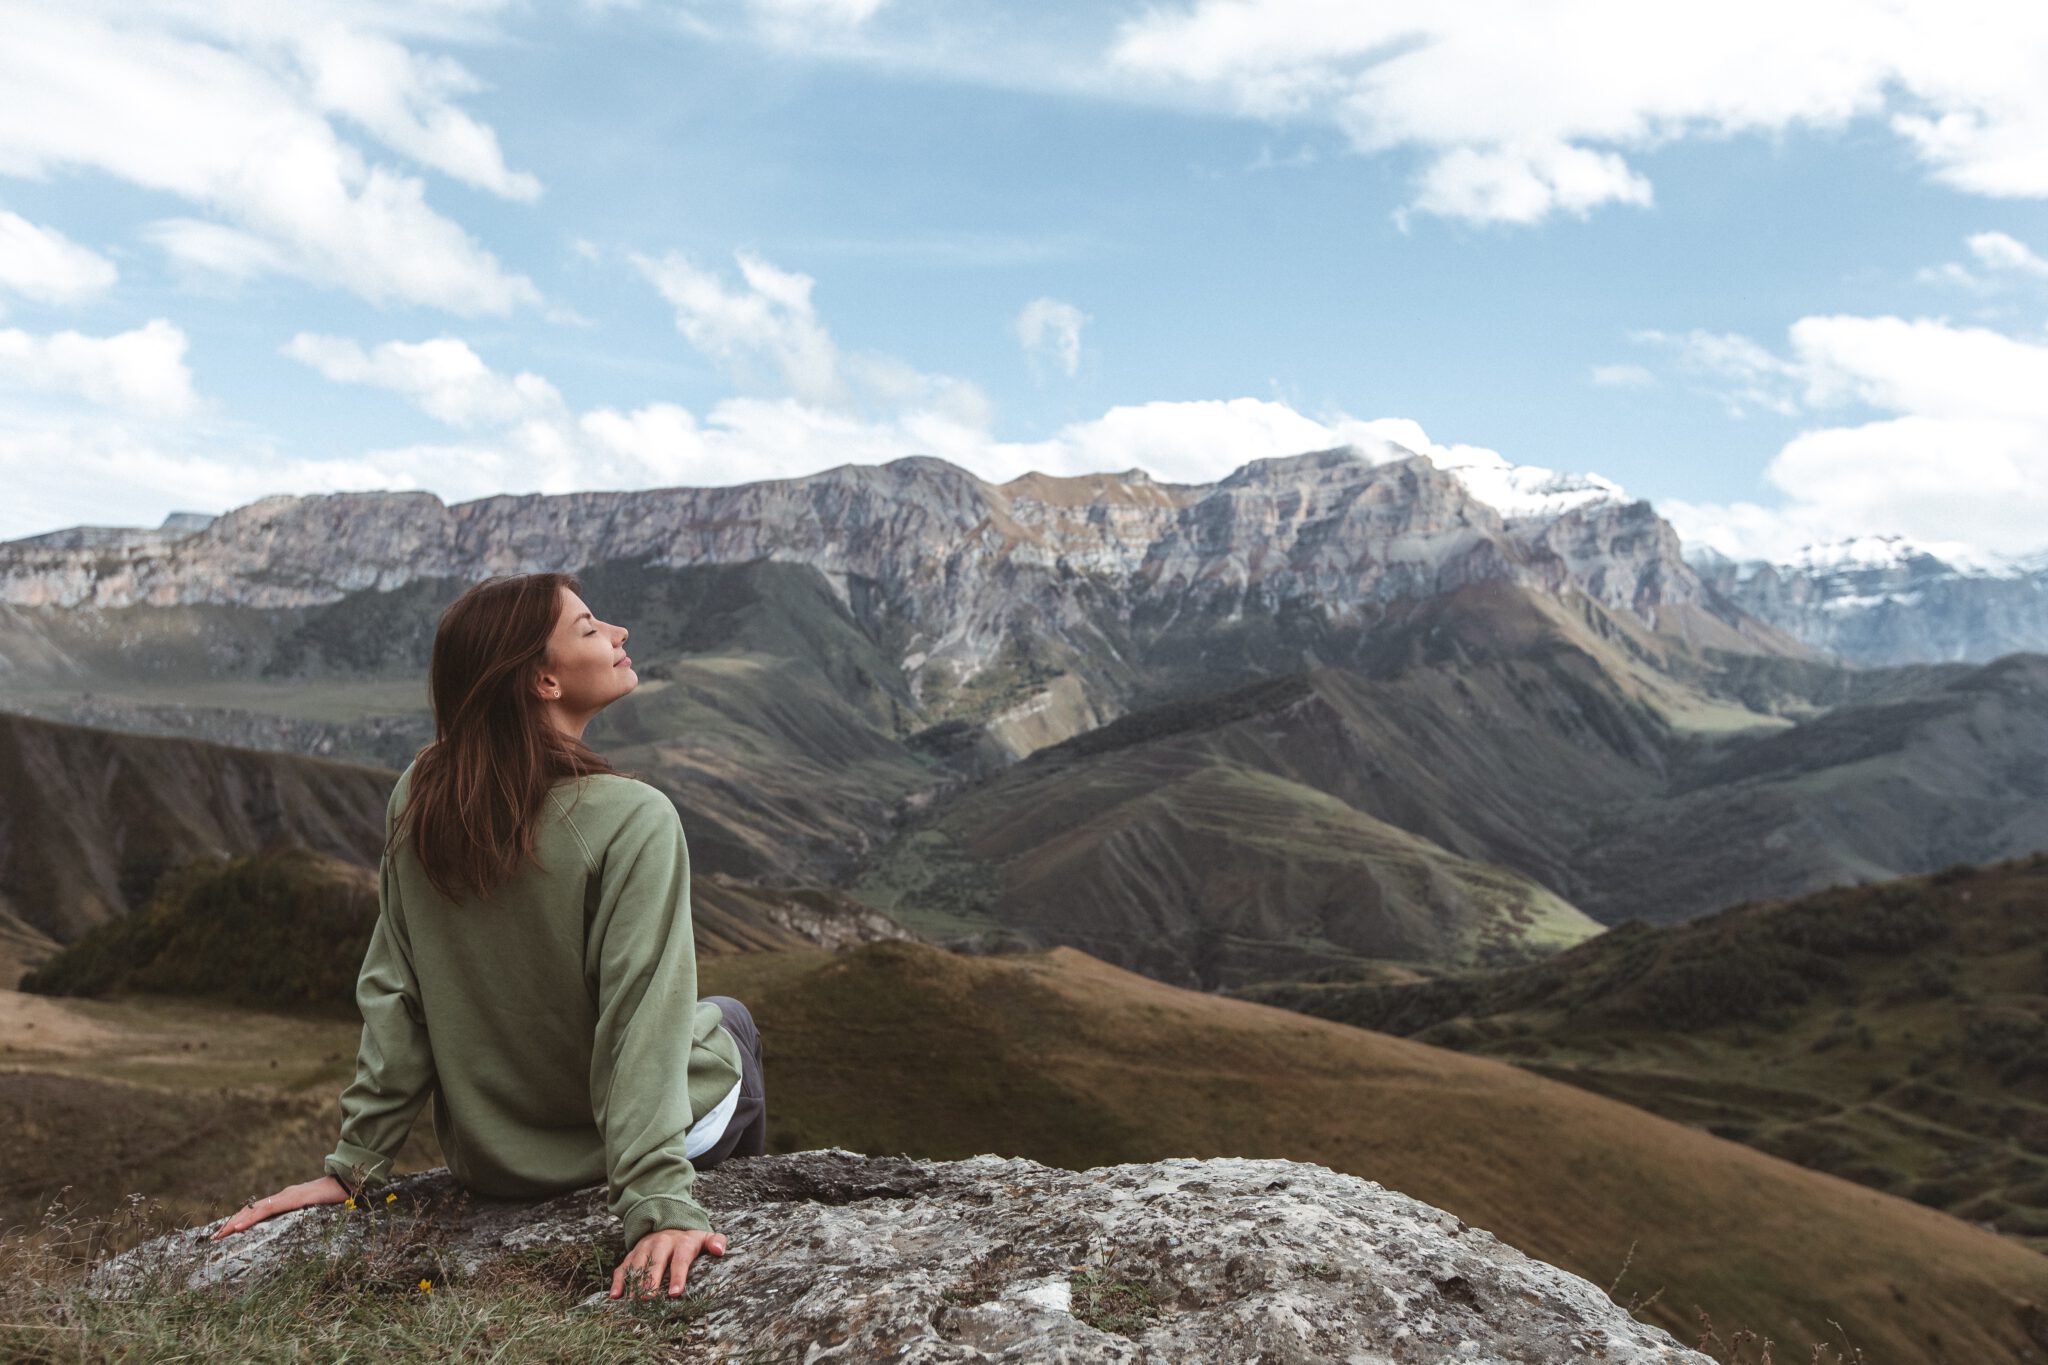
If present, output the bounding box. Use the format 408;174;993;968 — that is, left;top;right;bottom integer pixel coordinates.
620;1194;712;1249
325;1139;393;1195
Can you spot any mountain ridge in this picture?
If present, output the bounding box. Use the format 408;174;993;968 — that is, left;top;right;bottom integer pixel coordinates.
1694;535;2048;666
0;448;1808;741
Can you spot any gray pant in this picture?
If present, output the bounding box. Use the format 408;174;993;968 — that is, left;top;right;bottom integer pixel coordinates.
698;995;766;1166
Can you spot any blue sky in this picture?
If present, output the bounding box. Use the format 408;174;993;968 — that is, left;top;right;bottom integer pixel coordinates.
2;0;2047;562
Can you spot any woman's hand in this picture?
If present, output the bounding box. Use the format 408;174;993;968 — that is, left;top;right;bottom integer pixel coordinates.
610;1228;728;1300
208;1175;353;1241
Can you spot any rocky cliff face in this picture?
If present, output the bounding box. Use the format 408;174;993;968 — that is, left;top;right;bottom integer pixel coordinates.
98;1150;1709;1363
0;446;1750;699
1694;538;2048;666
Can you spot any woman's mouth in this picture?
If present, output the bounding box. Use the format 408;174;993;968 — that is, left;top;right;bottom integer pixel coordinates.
615;655;632;669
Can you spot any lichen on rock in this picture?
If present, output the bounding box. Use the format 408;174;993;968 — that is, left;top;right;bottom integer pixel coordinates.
98;1150;1710;1363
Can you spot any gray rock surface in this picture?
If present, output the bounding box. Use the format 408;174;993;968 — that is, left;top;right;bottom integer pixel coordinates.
98;1150;1709;1364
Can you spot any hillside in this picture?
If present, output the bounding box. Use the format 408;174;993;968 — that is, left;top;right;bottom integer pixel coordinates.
1571;652;2048;921
0;713;393;947
1239;852;2048;1250
8;940;2047;1362
3;560;944;888
858;581;2048;974
16;843;909;1003
856;735;1601;987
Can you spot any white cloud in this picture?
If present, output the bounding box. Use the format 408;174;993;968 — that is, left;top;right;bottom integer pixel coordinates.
748;0;888;25
1407;140;1652;226
630;247;990;426
0;414;401;538
0;210;117;304
275;308;1463;506
1590;363;1656;389
1965;230;2048;280
142;219;294;283
1107;0;2048;225
1654;314;2048;559
0;3;539;314
1015;297;1088;378
1919;229;2048;292
633;249;847;405
0;319;196;416
296;22;542;202
283;333;562;428
1633;328;1804;416
990;397;1375;484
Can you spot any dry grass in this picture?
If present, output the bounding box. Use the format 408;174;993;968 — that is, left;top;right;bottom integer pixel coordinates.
7;942;2048;1363
710;942;2048;1364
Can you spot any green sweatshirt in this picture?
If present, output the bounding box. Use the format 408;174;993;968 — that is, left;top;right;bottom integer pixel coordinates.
323;761;743;1249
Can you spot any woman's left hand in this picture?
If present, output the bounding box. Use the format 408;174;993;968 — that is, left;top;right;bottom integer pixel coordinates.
209;1175;353;1240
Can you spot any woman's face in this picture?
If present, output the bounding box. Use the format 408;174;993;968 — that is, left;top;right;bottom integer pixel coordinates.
534;587;636;724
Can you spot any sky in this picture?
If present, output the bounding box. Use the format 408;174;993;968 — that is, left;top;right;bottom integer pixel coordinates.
2;0;2047;563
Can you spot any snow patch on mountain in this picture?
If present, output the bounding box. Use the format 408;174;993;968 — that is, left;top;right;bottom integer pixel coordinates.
1689;533;2036;581
1344;419;1628;524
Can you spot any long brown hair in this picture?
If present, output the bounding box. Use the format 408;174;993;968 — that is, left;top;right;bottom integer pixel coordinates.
396;572;618;902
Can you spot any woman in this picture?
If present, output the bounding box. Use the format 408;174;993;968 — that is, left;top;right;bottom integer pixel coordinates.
208;572;766;1303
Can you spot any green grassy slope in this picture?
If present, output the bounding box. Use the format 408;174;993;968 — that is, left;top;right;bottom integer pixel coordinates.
1239;852;2048;1252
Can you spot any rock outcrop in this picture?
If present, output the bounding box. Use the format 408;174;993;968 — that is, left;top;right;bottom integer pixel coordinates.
98;1150;1709;1363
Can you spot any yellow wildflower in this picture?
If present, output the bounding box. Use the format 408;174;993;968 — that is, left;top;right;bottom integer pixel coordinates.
344;1198;356;1210
385;1193;397;1203
418;1278;433;1294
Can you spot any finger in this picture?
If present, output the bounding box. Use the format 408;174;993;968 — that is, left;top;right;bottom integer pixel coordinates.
707;1234;727;1256
641;1246;673;1299
618;1252;660;1300
611;1256;636;1299
668;1242;695;1296
211;1202;257;1240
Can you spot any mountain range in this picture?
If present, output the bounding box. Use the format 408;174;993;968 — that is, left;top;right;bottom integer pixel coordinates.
4;443;2046;982
1693;535;2048;667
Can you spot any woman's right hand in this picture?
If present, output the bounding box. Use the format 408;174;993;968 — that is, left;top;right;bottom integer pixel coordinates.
209;1175;353;1240
611;1227;728;1299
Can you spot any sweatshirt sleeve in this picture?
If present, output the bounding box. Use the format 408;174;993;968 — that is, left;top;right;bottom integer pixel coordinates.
587;786;714;1249
323;789;437;1194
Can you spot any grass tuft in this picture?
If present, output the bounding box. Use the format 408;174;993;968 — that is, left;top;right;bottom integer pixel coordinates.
1070;1255;1165;1338
0;1191;715;1363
